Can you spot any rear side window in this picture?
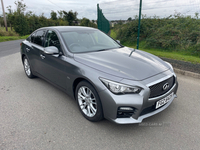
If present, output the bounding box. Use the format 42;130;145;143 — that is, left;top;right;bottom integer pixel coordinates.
26;36;31;42
33;30;46;46
31;32;36;43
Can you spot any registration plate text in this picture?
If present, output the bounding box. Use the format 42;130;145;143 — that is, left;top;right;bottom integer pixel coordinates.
155;92;174;109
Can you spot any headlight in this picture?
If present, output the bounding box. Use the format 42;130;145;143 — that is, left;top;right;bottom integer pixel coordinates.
100;78;142;94
165;61;174;71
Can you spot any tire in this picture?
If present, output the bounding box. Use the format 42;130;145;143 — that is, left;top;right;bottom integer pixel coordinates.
75;81;104;122
23;56;35;78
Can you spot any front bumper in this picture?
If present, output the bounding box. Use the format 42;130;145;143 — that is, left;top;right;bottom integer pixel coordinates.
98;74;178;124
113;92;177;124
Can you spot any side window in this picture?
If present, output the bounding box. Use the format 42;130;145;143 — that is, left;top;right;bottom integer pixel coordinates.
26;36;31;42
33;30;46;46
31;32;36;43
45;30;61;51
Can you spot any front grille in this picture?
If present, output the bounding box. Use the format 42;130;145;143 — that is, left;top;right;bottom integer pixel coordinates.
149;76;175;98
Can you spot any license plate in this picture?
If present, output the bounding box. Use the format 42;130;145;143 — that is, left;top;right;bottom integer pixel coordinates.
155;92;174;109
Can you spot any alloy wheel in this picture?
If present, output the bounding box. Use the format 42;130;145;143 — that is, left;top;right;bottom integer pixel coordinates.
77;86;97;117
24;58;31;76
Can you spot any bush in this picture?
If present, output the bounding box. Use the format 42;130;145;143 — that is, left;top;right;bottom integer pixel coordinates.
0;29;19;36
13;14;29;36
113;14;200;57
188;43;200;57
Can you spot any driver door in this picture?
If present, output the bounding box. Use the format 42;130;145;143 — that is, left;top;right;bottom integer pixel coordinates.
37;30;67;90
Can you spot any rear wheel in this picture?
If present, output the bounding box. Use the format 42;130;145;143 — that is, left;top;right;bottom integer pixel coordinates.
23;56;35;78
75;81;103;122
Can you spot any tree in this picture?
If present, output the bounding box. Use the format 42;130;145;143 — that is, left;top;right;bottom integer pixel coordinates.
118;20;123;25
12;0;29;35
7;5;12;14
195;12;199;19
39;13;48;27
63;10;78;25
57;10;63;20
58;20;69;26
127;17;132;21
51;11;57;20
14;0;26;14
14;11;28;34
4;0;98;36
6;5;14;29
80;17;97;28
80;18;90;26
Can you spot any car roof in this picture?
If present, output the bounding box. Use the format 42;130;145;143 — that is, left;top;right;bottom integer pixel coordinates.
40;26;97;32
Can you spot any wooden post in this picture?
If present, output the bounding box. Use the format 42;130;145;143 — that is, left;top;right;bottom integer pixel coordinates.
136;0;142;49
1;0;8;31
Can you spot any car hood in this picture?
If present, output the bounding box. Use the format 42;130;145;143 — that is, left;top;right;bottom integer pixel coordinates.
74;47;170;80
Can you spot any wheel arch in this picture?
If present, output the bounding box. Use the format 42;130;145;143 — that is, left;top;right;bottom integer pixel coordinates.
21;54;26;62
73;77;104;121
72;77;99;100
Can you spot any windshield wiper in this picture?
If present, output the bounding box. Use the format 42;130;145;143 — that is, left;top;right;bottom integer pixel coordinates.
96;49;110;52
96;48;116;52
95;46;123;52
129;48;135;57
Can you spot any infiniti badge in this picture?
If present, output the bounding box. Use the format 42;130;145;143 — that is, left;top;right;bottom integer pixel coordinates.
163;83;169;91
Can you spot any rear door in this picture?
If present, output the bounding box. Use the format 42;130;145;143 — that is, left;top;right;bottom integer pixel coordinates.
29;30;47;73
23;32;37;71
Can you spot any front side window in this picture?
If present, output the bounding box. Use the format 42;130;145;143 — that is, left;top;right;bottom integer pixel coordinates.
45;30;61;51
61;29;121;53
33;30;46;46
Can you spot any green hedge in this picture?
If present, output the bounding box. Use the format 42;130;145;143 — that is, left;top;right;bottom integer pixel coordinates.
113;14;200;57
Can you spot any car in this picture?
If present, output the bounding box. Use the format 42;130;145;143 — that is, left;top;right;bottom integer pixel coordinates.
20;26;178;124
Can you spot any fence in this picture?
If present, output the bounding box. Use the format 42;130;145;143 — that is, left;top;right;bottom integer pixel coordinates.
97;4;110;34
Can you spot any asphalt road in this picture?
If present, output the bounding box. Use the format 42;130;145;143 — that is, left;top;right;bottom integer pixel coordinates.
0;43;200;149
0;40;24;58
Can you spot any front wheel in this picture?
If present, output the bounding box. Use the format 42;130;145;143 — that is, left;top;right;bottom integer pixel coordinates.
75;81;103;122
23;56;35;78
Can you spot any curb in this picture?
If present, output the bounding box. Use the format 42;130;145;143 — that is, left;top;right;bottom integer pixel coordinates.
174;68;200;79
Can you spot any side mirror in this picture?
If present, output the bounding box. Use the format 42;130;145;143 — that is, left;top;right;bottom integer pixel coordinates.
44;46;59;55
116;40;120;44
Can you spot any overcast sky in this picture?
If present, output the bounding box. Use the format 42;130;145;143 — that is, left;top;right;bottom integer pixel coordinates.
0;0;199;20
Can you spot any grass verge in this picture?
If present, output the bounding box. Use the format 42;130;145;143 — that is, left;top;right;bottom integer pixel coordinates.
110;29;200;64
0;27;29;42
0;35;29;42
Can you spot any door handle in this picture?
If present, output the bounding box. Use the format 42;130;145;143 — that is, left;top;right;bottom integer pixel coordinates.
40;54;45;59
26;48;30;52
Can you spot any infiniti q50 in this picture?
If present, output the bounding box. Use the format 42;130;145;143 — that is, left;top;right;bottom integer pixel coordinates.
20;26;178;124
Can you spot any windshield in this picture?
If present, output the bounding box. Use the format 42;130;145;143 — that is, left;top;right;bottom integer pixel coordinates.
61;29;121;53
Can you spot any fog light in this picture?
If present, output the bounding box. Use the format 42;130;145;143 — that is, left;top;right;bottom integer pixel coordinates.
117;107;136;118
119;107;134;111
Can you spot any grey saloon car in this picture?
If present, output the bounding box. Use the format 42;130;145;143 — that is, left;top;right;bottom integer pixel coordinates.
20;26;178;124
